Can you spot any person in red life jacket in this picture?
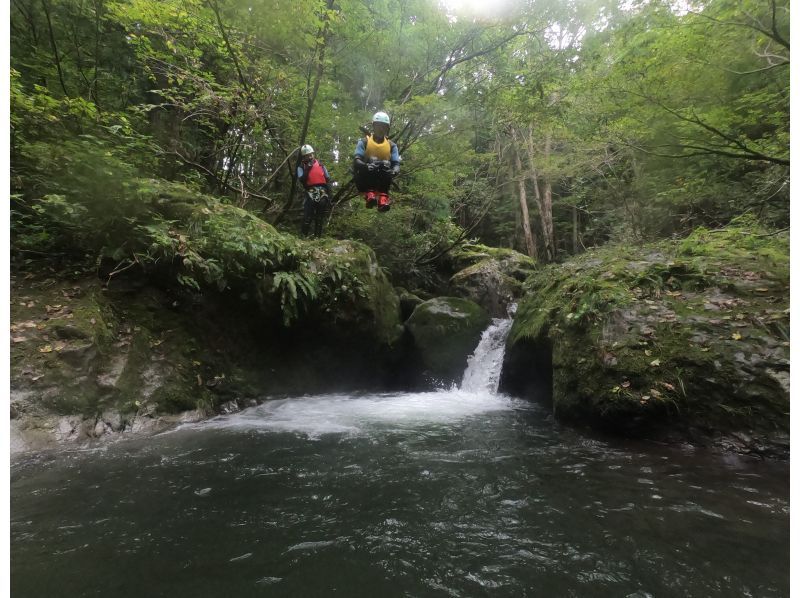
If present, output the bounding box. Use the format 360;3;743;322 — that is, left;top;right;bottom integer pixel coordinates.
297;144;333;237
353;111;401;212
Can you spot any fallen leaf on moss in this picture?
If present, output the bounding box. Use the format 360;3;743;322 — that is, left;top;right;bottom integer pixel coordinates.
38;345;53;353
731;332;742;340
659;382;676;391
621;381;631;388
650;359;661;367
12;336;26;343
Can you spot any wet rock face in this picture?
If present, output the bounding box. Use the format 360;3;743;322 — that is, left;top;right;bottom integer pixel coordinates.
405;297;490;385
450;261;516;318
9;275;220;445
505;222;789;458
448;245;537;318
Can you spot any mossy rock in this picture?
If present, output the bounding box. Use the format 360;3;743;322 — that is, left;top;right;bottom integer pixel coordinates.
11;278;114;417
449;244;536;317
449;258;525;318
406;297;490;384
132;184;403;347
396;287;424;321
10;275;223;421
450;243;537;278
505;218;789;457
305;238;403;346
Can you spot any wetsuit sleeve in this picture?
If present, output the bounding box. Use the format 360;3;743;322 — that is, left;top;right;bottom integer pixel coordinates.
390;141;401;166
354;138;366;159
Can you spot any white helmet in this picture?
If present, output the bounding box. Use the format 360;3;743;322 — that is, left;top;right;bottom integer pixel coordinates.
372;111;391;125
300;144;314;156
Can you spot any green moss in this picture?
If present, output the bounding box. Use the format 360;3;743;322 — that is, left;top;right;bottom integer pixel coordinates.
406;297;490;381
508;222;789;440
305;238;402;346
451;243;537;279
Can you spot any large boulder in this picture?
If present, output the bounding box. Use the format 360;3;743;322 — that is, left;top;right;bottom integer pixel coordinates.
449;244;536;317
304;239;403;346
501;219;789;458
406;297;490;384
148;184;404;348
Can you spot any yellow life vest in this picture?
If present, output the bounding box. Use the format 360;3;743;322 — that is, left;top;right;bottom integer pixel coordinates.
364;135;392;161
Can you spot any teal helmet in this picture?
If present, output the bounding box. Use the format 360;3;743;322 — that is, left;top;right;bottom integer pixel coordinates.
372;111;391;125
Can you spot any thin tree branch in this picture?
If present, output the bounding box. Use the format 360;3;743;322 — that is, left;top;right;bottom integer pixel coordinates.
41;0;69;96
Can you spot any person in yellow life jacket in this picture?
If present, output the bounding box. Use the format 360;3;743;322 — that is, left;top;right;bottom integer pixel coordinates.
353;111;401;212
297;144;333;237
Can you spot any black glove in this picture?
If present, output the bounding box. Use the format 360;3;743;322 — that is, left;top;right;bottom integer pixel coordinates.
367;162;377;172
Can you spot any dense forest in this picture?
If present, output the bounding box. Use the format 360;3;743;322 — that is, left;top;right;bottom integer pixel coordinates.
10;0;789;291
9;5;792;592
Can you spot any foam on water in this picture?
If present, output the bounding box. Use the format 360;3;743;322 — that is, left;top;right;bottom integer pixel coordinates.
197;389;519;437
191;307;520;438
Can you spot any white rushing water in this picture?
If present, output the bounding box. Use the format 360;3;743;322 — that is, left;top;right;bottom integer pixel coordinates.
200;389;519;438
195;307;518;437
459;308;516;394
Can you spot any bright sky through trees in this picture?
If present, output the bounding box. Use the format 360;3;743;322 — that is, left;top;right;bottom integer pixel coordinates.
439;0;515;20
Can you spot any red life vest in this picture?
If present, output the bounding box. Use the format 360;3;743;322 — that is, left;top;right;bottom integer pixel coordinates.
305;160;327;187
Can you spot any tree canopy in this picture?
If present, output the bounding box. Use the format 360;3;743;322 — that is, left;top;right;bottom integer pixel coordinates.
10;0;789;289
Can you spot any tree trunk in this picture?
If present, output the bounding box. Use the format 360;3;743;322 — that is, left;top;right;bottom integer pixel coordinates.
542;133;555;259
572;204;578;254
92;0;102;108
542;178;554;260
513;149;537;259
524;126;554;261
274;0;336;225
41;0;69;96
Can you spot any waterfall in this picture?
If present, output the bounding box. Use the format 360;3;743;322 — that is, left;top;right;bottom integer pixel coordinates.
460;305;516;395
